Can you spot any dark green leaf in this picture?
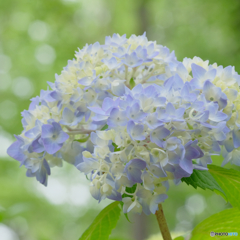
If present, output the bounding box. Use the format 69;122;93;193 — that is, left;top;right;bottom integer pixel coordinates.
191;208;240;240
122;184;137;198
112;142;121;152
0;209;5;222
208;165;240;209
181;169;226;200
129;77;135;89
79;201;121;240
101;124;108;131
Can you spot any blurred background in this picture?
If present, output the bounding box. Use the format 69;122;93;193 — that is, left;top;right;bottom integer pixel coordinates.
1;0;240;239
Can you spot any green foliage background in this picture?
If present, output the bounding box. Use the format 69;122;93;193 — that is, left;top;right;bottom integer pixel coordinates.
1;0;240;239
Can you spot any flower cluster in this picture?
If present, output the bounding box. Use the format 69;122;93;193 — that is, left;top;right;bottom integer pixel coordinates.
7;33;240;215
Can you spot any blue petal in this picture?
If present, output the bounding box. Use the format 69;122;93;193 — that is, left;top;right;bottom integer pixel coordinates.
185;146;200;160
43;159;51;175
150;194;168;214
224;138;234;153
203;80;214;95
132;124;145;140
177;63;188;79
165;102;175;115
76;159;98;174
233;129;240;148
42;139;62;154
191;63;206;79
209;111;227;122
179;157;193;175
127;159;147;170
41;124;54;138
32;138;44;153
149;164;167;178
102;97;118;112
25;126;40;138
107;190;122;201
127;168;142;183
87;106;106;115
60;107;75;125
7;138;26;162
56;131;69;144
78;76;92;86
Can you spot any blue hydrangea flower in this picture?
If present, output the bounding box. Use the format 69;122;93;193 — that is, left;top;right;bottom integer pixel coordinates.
41;122;69;154
124;159;146;183
7;33;240;215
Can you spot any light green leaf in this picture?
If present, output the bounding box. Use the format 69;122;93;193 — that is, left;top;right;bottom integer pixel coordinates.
79;202;121;240
75;135;90;143
109;238;129;240
174;237;185;240
208;165;240;209
181;169;226;199
129;77;135;89
191;208;240;240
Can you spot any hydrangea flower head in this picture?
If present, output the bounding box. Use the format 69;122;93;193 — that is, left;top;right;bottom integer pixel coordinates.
7;33;240;214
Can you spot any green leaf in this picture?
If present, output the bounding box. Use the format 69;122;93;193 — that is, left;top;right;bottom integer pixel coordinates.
119;202;131;223
191;207;240;240
129;77;135;89
187;122;193;130
208;165;240;209
0;210;5;222
75;135;90;143
109;238;129;240
122;184;137;198
112;142;121;152
174;237;185;240
101;124;108;131
79;202;121;240
120;185;137;223
181;169;226;200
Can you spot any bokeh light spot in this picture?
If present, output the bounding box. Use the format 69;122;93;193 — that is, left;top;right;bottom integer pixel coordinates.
35;44;56;65
69;184;91;206
12;77;34;99
28;20;49;41
36;178;68;205
185;194;206;215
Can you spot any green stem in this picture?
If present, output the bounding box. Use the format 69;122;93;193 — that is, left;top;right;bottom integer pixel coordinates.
155;204;172;240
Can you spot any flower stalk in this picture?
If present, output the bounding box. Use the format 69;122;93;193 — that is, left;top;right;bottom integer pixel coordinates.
155;204;172;240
